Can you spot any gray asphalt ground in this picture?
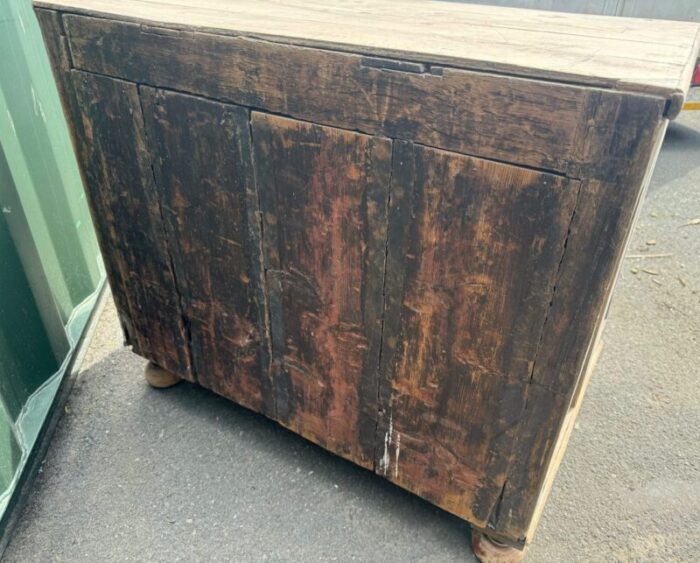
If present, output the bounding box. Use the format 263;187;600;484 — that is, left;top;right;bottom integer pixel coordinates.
3;110;699;562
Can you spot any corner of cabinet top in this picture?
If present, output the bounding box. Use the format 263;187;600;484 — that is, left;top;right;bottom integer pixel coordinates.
34;0;700;115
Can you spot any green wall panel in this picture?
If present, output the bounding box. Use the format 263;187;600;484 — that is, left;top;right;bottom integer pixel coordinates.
0;208;62;422
0;0;106;528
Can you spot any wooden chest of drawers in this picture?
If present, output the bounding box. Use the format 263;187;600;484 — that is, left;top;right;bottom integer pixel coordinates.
35;0;700;556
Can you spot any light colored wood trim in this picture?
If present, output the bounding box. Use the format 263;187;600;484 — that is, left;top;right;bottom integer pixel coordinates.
34;0;700;100
525;329;605;543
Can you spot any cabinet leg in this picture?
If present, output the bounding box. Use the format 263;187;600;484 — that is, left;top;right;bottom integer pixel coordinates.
471;530;526;563
144;361;181;389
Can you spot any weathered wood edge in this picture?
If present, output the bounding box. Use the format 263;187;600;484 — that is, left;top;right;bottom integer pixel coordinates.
33;8;140;346
484;98;667;544
522;116;669;545
667;27;700;119
31;0;694;111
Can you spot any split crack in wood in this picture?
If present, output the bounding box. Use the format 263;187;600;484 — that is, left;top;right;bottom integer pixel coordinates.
246;109;276;419
485;177;584;532
136;85;197;381
371;139;395;475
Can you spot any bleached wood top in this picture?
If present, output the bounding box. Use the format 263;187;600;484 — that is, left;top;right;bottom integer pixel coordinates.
36;0;700;100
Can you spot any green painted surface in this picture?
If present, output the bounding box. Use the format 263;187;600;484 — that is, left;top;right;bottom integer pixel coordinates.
0;401;22;517
0;0;106;526
0;204;62;422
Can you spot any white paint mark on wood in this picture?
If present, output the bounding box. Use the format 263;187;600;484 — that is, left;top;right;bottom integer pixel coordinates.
379;412;393;476
394;432;401;479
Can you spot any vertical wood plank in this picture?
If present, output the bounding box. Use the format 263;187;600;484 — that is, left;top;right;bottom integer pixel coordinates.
69;70;191;376
252;112;391;466
379;141;578;527
140;88;272;414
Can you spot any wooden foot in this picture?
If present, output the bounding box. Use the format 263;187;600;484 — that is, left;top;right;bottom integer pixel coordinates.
144;361;181;388
471;530;526;563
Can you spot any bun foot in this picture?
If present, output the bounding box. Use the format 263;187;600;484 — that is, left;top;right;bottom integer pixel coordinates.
144;361;181;389
471;530;526;563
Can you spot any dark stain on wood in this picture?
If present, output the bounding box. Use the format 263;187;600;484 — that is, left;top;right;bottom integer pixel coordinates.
490;92;666;540
139;88;273;415
252;113;391;466
34;8;139;340
68;70;191;376
61;14;592;174
378;141;578;526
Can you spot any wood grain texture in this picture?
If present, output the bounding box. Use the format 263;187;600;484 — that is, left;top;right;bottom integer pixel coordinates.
377;141;578;527
62;14;591;173
488;93;666;542
139;88;272;414
252;112;391;467
68;70;191;376
34;4;676;547
35;0;700;101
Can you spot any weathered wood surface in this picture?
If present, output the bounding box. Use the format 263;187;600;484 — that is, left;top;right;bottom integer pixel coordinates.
35;0;700;104
68;71;191;376
62;14;590;173
35;3;681;547
33;8;140;344
253;113;391;466
140;88;272;414
377;141;578;527
489;93;665;541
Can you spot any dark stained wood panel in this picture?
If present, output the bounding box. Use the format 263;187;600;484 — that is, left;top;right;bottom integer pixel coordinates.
61;14;591;174
377;141;578;527
252;112;391;467
491;92;666;541
534;92;666;393
69;70;191;376
139;88;272;414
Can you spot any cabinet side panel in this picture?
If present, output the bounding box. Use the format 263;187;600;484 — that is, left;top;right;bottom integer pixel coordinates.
139;88;272;414
69;70;192;376
492;93;666;542
252;112;391;467
378;141;579;527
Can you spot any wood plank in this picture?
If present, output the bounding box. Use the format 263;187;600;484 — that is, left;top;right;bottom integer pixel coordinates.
377;140;578;528
68;70;192;376
251;112;391;467
35;0;700;100
139;87;272;414
61;13;592;174
533;93;665;394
